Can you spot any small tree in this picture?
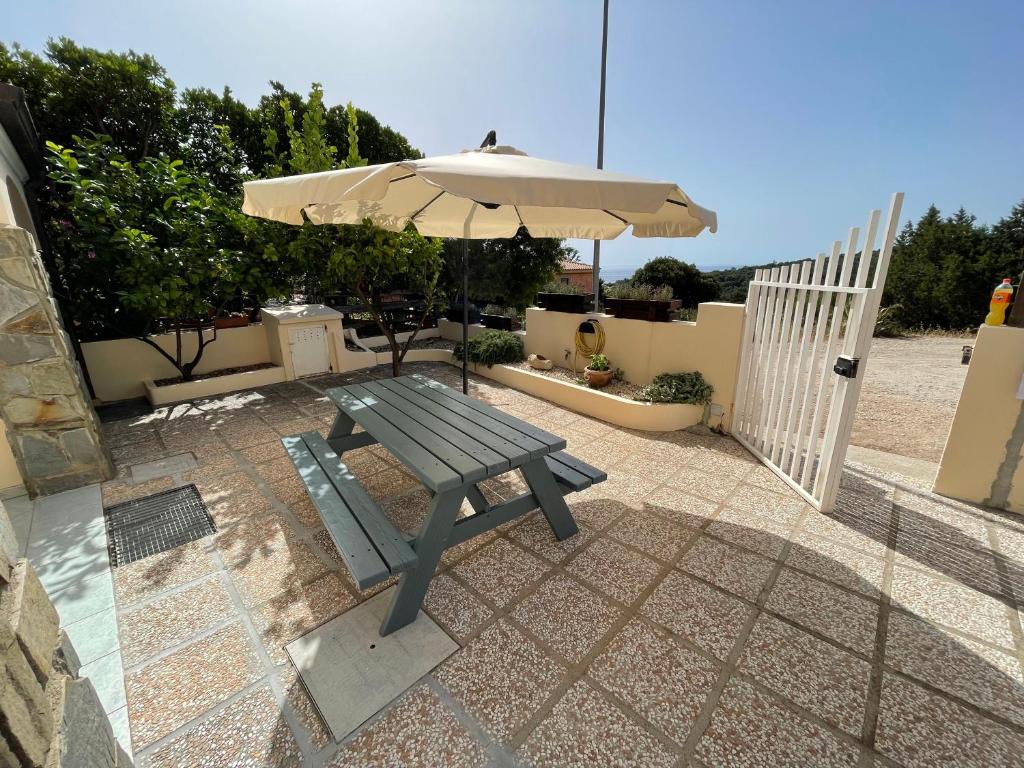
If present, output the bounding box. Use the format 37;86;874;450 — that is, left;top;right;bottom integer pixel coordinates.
631;256;720;307
46;135;286;380
266;84;445;376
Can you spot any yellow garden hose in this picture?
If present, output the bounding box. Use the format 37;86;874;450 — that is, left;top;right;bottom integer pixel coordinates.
573;319;606;375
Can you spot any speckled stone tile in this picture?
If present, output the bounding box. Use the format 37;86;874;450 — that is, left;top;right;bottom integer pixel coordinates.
662;465;742;504
267;474;312;507
423;572;492;642
875;673;1021;768
606;510;699;562
435;620;565;743
206;490;275;527
565;536;663;605
796;510;888;558
101;476;176;507
642;569;753;661
279;664;331;751
765;568;878;655
740;614;870;735
180;454;240;484
589;619;718;745
677;536;776;602
785;533;885;599
145;685;301;768
194;470;263;503
509;511;594;563
362;466;422;501
119;575;236;667
889;564;1016;649
226;536;329;607
511;573;620;663
885;610;1024;726
379;487;432;534
239;440;288;464
451;538;550;608
707;507;798;559
695;677;861;767
722;482;807;518
518;679;677;768
113;539;218;606
327;684;487;768
439;529;499;569
126;622;264;748
566;496;631;530
254;456;298;484
645;486;721;528
252;571;357;664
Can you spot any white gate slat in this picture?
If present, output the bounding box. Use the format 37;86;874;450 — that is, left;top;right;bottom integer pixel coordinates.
734;268;768;437
754;264;793;449
762;262;806;456
787;240;842;478
776;254;826;471
767;260;814;464
815;193;904;508
799;225;860;489
746;266;782;441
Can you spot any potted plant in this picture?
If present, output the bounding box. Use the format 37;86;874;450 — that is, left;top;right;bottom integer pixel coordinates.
480;304;516;331
584;353;614;388
214;311;250;329
604;283;682;321
535;281;593;314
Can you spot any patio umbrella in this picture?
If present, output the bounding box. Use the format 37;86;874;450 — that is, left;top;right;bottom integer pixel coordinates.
242;142;717;392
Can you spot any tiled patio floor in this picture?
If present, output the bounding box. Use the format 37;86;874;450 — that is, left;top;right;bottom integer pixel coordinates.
97;362;1024;767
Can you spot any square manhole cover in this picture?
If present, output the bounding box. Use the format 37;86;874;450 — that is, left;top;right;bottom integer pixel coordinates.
105;484;215;567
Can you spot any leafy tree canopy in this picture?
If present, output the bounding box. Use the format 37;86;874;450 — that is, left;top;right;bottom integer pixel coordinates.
631;256;720;307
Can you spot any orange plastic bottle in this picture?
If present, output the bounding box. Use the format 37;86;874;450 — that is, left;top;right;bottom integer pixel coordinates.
985;278;1014;326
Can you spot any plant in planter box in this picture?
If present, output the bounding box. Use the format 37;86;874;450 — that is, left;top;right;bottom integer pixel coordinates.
604;283;682;321
535;281;593;314
584;353;615;388
634;371;714;405
453;330;525;368
480;304;517;331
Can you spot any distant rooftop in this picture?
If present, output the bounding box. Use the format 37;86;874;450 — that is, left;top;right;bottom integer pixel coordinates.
559;260;593;273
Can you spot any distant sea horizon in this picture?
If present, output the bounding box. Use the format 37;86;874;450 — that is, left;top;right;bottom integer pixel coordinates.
597;264;741;282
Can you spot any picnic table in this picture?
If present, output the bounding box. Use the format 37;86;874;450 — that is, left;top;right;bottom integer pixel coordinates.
282;374;606;636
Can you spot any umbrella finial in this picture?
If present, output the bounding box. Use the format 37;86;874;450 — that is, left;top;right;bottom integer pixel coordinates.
480;130;497;148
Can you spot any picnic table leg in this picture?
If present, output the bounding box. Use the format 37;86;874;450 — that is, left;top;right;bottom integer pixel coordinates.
328;410;356;440
466;484;489;514
379;487;465;636
326;410;378;454
520;459;579;541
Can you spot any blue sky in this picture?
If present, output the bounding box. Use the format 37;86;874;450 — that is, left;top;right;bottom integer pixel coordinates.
7;0;1023;270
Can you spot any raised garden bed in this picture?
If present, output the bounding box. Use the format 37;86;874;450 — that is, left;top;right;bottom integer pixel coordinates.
480;313;514;331
535;292;594;314
605;297;683;322
144;363;285;406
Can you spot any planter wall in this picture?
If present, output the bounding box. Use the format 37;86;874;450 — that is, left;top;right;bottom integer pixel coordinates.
605;298;682;322
143;365;286;406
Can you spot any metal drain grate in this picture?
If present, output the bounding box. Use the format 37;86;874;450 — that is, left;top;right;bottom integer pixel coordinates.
105;484;216;567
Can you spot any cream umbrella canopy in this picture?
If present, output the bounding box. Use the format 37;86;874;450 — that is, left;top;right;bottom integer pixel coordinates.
242;144;717;392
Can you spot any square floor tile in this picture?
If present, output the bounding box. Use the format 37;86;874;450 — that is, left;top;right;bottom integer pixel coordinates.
875;673;1020;768
145;685;301;768
566;496;632;530
113;539;217;606
126;622;263;748
565;536;663;605
885;610;1024;727
739;614;871;735
509;511;593;563
695;677;860;767
785;533;885;599
511;573;620;663
707;507;797;559
423;573;493;642
518;680;677;768
678;536;776;602
642;570;753;660
765;568;878;655
51;570;115;627
80;649;126;714
326;685;487;768
589;619;718;746
645;486;721;528
435;620;565;743
451;538;549;608
606;510;699;562
63;608;119;666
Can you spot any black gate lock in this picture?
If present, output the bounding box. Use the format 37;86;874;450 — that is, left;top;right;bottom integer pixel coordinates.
833;355;860;378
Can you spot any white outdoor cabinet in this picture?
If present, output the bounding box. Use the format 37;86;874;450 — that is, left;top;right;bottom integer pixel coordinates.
261;304;343;380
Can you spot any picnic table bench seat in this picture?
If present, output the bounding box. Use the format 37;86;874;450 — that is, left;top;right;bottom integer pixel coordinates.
282;431;417;590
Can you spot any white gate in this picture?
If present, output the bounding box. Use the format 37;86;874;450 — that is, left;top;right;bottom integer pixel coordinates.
732;193;904;512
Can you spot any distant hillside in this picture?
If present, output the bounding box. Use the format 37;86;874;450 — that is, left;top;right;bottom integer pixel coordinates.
704;262;788;303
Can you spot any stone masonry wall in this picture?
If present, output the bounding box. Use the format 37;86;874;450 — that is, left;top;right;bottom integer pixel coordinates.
0;225;112;496
0;499;132;767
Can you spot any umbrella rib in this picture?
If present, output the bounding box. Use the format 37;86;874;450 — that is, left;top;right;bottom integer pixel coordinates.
665;198;689;208
603;209;629;224
513;205;526;228
389;173;416;184
410;190;446;220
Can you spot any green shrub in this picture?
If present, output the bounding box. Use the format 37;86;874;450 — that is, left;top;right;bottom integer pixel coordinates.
605;283;673;301
540;280;584;295
874;305;906;338
634;372;714;405
453;330;525;367
588;353;610;371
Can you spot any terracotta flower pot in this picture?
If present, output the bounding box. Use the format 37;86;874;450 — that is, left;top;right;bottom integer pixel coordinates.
583;367;614;388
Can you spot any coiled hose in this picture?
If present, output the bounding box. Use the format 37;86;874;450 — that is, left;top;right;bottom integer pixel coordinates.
573;319;606;375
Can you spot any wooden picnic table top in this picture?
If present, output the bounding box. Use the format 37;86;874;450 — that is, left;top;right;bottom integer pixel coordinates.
325;374;567;493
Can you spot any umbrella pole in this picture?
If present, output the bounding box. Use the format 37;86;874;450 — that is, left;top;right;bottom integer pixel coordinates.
462;238;469;394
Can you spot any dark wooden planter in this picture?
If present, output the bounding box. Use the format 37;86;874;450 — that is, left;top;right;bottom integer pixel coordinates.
535;292;594;314
480;314;514;331
214;316;250;329
445;305;480;324
605;298;682;322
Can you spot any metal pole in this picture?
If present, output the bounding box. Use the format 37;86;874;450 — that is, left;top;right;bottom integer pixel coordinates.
462;238;469;394
592;0;609;312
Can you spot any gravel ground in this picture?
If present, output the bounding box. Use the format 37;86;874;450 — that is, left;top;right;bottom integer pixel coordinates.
852;335;971;462
509;360;646;399
368;337;455;353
